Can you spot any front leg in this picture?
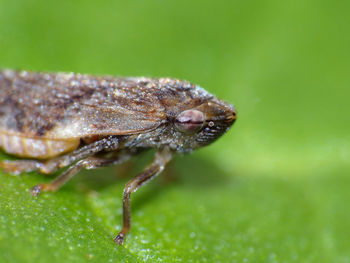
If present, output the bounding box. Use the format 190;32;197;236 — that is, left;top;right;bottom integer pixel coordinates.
114;147;173;245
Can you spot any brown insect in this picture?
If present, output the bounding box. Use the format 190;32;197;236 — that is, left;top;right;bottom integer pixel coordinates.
0;69;236;244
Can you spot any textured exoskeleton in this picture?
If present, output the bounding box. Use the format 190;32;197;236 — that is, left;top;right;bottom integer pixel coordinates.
0;70;236;244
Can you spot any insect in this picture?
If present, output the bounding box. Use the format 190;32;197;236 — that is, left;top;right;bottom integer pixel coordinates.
0;69;236;244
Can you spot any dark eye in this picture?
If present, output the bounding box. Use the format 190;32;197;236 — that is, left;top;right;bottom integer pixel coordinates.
175;110;205;134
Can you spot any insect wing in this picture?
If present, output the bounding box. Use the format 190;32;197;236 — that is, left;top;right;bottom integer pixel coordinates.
0;70;165;139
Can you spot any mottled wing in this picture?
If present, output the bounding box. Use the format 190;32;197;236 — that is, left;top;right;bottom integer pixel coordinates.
0;70;168;139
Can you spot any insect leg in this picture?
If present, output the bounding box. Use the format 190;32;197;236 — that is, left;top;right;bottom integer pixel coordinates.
114;147;172;245
30;153;130;196
39;136;120;174
0;136;120;175
0;160;44;175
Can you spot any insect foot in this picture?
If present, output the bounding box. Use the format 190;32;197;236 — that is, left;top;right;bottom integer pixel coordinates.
114;233;125;245
30;183;55;196
30;184;43;196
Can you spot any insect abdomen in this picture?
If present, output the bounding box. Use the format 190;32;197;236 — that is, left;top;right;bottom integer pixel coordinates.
0;132;79;159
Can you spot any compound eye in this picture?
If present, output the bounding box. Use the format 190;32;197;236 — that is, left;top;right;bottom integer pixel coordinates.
175;109;205;134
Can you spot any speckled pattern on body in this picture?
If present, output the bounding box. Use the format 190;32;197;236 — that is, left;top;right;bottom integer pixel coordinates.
0;69;236;244
0;70;236;155
0;70;213;139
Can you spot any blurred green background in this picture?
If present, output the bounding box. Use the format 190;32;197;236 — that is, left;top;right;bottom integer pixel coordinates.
0;0;349;262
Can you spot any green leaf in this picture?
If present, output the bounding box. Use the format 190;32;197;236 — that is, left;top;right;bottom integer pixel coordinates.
1;156;350;262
